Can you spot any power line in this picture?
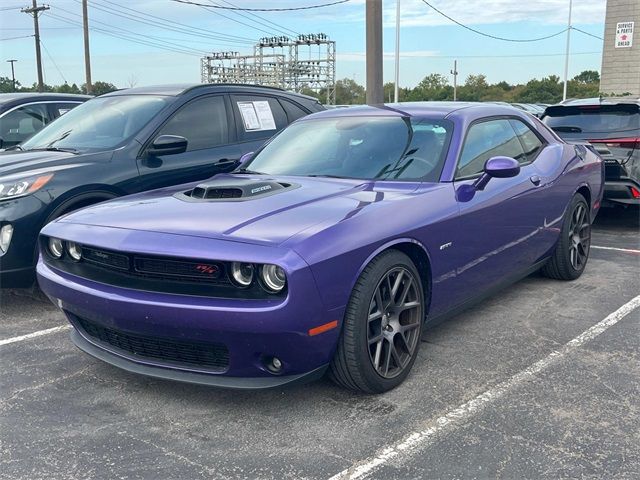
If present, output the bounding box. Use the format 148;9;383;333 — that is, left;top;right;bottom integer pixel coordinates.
44;12;205;57
94;0;256;43
171;0;351;12
218;0;299;36
196;2;287;37
420;0;568;42
39;38;67;83
0;34;35;41
53;5;243;52
572;27;603;41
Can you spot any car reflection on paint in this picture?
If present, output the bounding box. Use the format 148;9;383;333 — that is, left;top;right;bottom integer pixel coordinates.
37;102;603;393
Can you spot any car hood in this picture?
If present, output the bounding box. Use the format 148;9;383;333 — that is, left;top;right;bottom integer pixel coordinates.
0;149;106;179
58;174;422;246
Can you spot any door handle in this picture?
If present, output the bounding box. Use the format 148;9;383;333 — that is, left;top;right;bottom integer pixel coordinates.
530;175;541;186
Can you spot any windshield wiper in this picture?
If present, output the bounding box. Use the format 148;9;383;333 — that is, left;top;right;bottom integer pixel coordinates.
27;146;79;154
233;168;266;175
307;174;351;179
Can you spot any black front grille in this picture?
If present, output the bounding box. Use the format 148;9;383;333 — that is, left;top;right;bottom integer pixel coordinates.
83;247;130;270
75;316;229;372
134;257;225;282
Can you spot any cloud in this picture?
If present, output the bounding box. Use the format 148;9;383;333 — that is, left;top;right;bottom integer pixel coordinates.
382;0;606;28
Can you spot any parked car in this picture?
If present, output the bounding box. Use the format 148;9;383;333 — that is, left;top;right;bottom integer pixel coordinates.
0;84;323;287
37;102;603;393
0;93;90;149
511;103;545;118
542;97;639;206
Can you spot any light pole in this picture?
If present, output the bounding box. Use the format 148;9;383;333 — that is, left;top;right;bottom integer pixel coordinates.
562;0;573;101
394;0;400;103
6;60;17;91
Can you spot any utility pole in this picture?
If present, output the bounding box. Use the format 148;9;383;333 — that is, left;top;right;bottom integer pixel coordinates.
393;0;400;103
365;0;383;105
6;60;17;91
21;1;49;93
562;0;572;101
451;59;458;101
82;0;92;94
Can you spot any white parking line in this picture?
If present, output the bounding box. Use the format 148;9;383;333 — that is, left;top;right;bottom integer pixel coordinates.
0;325;71;347
592;245;640;254
328;294;640;480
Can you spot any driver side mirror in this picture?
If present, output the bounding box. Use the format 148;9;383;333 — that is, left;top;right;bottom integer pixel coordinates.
147;135;188;157
473;156;520;191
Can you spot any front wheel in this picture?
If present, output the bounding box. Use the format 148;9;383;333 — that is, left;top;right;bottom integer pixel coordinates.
542;193;591;281
329;250;425;393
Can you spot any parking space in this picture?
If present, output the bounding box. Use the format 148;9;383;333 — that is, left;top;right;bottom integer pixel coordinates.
1;207;638;480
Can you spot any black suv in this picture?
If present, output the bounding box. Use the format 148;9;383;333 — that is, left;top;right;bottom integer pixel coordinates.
542;97;639;206
0;84;323;287
0;93;91;149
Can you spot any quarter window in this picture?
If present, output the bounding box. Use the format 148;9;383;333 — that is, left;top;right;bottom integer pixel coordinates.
509;119;544;163
279;99;309;122
157;96;228;152
457;119;526;178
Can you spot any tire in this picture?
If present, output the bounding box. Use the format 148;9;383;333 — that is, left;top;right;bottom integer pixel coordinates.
542;193;591;281
329;250;425;393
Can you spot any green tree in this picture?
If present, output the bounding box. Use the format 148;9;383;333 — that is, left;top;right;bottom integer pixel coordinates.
83;81;118;96
572;70;600;84
333;78;365;105
514;75;562;103
457;74;490;101
0;76;21;93
407;74;453;101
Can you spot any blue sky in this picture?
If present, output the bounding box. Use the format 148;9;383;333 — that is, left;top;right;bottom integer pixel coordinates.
0;0;606;89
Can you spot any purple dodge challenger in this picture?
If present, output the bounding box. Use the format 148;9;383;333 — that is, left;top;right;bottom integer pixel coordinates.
37;103;603;393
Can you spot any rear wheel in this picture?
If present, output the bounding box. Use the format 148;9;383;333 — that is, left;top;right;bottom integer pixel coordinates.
542;193;591;280
329;250;425;393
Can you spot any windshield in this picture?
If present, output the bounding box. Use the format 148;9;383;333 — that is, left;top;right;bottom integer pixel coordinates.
245;116;452;181
20;95;170;152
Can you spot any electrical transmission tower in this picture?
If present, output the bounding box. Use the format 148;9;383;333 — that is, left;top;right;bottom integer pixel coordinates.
201;34;336;105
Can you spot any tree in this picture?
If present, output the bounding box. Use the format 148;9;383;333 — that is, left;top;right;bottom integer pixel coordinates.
0;76;21;93
515;75;562;103
83;81;118;96
333;78;365;105
406;74;452;101
572;70;600;84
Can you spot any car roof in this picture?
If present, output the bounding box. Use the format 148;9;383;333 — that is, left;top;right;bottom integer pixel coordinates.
559;96;640;106
102;83;319;102
304;101;527;120
0;92;92;105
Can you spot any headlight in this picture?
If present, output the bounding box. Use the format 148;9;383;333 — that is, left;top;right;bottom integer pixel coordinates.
0;173;53;200
261;264;286;292
48;237;64;258
67;241;82;261
230;262;254;286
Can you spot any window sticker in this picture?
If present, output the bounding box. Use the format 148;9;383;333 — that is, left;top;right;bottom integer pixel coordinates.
237;101;276;131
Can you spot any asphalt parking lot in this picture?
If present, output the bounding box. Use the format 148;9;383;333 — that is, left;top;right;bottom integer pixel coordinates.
1;207;638;480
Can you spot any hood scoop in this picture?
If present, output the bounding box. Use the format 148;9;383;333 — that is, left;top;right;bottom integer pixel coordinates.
177;177;298;202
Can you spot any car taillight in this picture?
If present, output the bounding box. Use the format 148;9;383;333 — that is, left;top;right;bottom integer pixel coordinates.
630;186;640;199
589;137;640;149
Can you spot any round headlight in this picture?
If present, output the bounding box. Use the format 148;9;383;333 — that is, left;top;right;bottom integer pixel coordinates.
261;264;286;293
67;241;82;261
48;237;64;258
230;262;254;287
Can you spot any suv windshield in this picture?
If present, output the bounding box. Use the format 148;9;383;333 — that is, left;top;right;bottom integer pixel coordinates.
20;95;170;152
244;116;452;181
543;104;640;136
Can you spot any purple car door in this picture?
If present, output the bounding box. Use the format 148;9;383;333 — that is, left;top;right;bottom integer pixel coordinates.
449;117;557;304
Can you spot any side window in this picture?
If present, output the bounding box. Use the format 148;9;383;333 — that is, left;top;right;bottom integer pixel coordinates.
509;119;544;163
0;104;49;146
457;119;526;178
279;99;310;123
156;96;228;152
231;95;288;142
53;102;82;118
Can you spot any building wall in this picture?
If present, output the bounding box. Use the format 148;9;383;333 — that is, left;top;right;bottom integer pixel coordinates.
600;0;640;96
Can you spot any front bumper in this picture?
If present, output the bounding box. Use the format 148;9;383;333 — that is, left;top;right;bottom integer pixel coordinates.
37;252;343;389
0;194;48;288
